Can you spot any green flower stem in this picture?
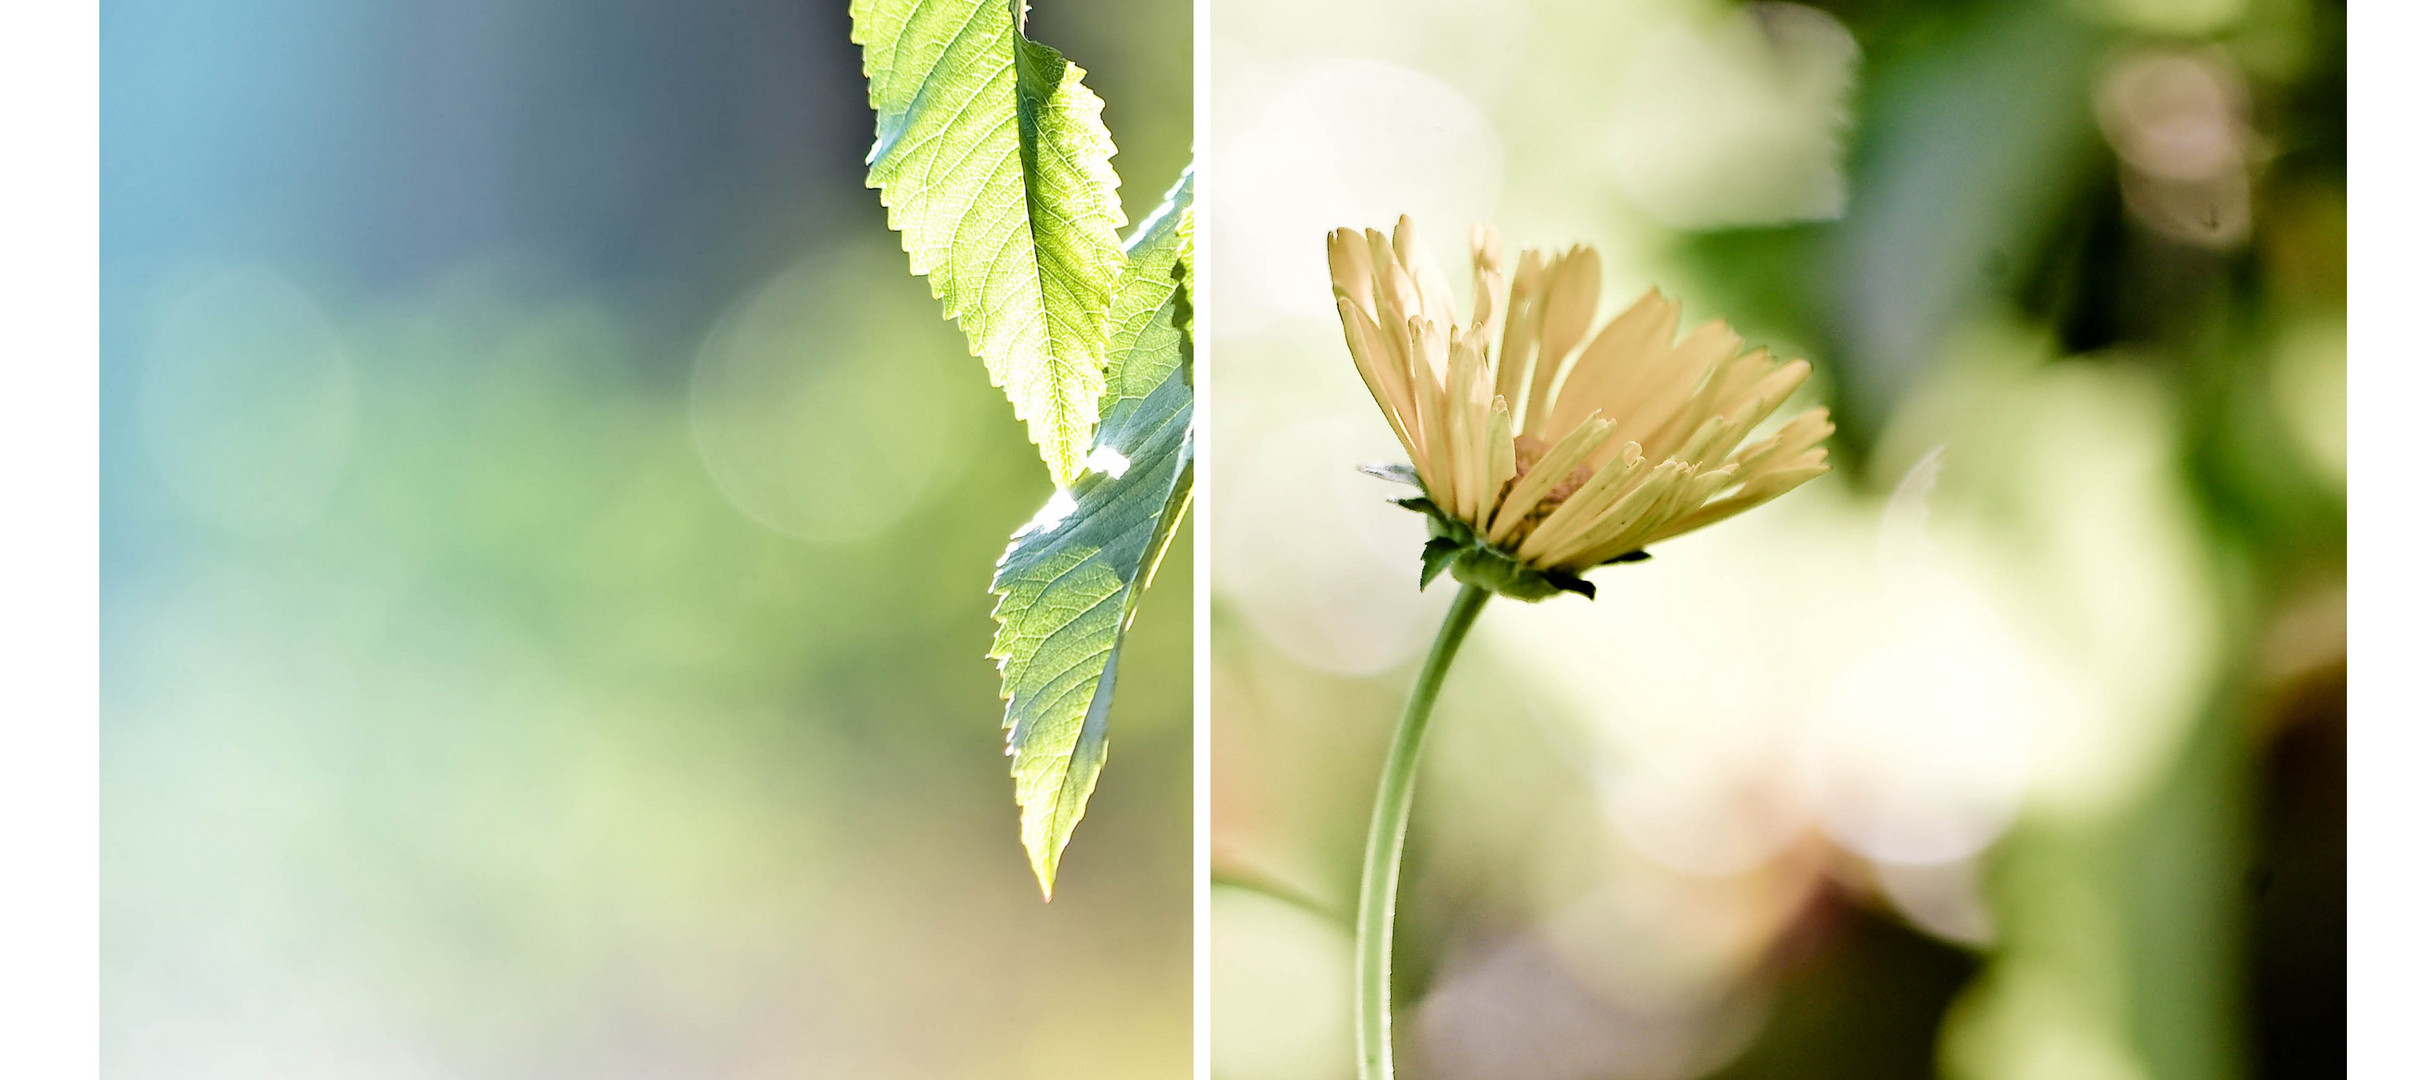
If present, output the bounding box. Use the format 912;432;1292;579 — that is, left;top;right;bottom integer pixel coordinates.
1356;580;1491;1080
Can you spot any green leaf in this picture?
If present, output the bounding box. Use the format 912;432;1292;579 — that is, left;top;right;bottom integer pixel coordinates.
853;0;1128;488
991;170;1193;896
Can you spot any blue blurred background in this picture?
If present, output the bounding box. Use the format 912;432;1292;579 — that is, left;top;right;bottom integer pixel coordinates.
102;1;1193;1076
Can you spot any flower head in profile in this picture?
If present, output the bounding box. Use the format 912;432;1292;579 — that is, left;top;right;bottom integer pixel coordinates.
1328;216;1833;600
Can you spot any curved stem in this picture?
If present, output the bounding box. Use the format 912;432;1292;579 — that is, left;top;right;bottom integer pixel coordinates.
1356;581;1491;1080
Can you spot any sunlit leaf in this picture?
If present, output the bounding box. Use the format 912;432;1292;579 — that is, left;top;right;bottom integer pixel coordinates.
992;170;1193;896
852;0;1127;487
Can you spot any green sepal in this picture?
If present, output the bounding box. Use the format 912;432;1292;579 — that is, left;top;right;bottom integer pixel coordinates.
1540;567;1599;599
1381;478;1650;603
1417;537;1459;589
1441;541;1572;602
1360;462;1424;488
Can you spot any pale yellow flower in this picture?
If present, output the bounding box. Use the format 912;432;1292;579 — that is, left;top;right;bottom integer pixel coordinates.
1328;215;1832;599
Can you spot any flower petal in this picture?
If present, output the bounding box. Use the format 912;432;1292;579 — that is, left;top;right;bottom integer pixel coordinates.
1394;215;1461;330
1617;319;1743;461
1496;248;1551;431
1519;442;1653;561
1409;318;1457;510
1445;333;1489;521
1337;296;1421;466
1524;248;1606;435
1532;457;1683;567
1467;224;1508;349
1646;451;1829;543
1326;228;1376;315
1729;407;1834;478
1540;288;1680;448
1480;396;1517;530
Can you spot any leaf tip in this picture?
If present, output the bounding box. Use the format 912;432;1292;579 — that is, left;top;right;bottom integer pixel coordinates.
1028;848;1060;901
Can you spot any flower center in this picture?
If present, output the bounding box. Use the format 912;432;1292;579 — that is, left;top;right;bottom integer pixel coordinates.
1499;435;1594;544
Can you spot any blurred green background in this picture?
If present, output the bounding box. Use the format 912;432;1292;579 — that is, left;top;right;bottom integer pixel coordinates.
101;2;1192;1076
1209;1;2340;1079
